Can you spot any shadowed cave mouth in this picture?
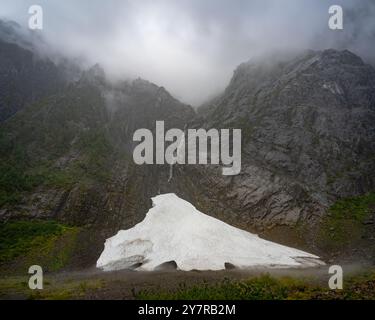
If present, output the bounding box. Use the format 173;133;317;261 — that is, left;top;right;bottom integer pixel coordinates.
126;259;179;271
129;261;238;271
155;260;179;271
225;262;237;270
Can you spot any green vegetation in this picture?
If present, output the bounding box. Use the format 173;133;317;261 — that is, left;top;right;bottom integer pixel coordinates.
136;272;375;300
0;220;80;273
329;192;375;221
28;279;105;300
0;163;43;206
1;270;375;300
0;84;115;208
0;130;45;206
74;128;114;183
318;192;375;251
0;276;104;300
136;275;309;300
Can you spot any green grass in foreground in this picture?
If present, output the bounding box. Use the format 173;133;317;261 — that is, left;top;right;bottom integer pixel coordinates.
1;271;375;300
136;272;375;300
0;276;104;300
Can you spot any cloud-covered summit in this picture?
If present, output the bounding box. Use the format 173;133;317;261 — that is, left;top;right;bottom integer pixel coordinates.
1;0;374;105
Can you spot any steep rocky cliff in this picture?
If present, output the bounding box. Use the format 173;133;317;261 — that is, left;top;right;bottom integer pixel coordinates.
0;21;67;122
193;49;375;228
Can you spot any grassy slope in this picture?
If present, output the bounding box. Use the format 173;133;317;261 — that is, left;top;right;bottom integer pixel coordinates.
0;85;114;208
0;275;104;300
316;192;375;257
0;220;80;274
1;270;375;300
136;272;375;300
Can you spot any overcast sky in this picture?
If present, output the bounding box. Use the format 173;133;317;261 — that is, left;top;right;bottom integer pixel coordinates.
1;0;374;106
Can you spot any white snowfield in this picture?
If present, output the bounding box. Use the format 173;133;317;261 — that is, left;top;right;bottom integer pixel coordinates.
97;194;324;272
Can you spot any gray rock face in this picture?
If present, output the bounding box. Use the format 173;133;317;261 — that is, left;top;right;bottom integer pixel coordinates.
194;49;375;227
0;21;69;122
0;40;65;121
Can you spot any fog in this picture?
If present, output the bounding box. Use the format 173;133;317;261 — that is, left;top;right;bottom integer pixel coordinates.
1;0;374;106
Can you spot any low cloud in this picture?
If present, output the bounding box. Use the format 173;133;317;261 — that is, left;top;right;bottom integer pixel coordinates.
1;0;374;105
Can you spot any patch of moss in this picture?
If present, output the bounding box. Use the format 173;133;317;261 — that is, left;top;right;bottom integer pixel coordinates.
318;192;375;251
74;128;114;183
0;220;80;273
0;162;44;207
29;163;85;189
329;193;375;221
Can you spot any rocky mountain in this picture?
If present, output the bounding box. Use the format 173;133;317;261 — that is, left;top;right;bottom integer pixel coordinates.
0;23;374;271
190;49;375;259
0;51;195;268
193;49;375;225
0;21;76;122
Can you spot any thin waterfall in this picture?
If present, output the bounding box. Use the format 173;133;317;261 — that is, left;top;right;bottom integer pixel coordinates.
168;124;187;183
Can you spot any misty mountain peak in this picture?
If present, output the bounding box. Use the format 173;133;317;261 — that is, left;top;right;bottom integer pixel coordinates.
317;49;365;67
79;63;106;86
222;49;374;105
0;20;22;42
131;78;160;92
0;19;46;55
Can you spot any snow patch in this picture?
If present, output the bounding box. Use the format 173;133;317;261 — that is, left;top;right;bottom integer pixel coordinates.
97;194;324;271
